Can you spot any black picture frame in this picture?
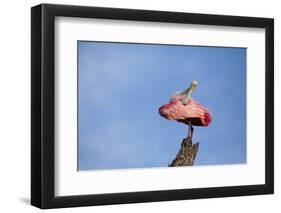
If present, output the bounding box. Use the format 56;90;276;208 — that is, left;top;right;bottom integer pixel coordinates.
31;3;274;209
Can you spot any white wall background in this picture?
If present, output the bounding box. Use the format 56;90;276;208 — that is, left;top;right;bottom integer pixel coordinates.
0;0;279;212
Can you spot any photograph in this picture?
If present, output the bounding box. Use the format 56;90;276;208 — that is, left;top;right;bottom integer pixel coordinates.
78;41;247;171
30;3;273;209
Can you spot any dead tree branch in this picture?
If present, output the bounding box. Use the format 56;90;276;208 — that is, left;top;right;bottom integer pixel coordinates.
169;137;199;167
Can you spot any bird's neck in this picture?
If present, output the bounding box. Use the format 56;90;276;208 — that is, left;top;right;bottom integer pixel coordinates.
184;87;195;96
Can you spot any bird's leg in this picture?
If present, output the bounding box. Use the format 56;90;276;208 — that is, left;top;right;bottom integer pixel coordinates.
187;121;194;140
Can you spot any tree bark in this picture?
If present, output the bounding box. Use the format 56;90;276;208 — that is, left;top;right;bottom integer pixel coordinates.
169;137;199;167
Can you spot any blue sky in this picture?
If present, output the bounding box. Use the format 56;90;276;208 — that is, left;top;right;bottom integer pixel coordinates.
78;41;246;171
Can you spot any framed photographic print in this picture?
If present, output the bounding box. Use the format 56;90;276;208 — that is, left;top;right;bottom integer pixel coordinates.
31;3;274;209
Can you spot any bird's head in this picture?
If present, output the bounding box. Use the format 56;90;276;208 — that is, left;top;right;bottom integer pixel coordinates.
170;80;198;102
189;80;197;92
180;80;198;105
183;80;197;94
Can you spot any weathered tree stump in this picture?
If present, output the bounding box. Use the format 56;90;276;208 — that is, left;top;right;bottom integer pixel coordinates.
169;137;199;167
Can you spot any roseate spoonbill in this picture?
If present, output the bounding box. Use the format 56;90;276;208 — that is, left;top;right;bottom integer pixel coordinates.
159;80;212;139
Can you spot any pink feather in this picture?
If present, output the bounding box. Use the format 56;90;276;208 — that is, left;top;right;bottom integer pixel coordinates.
159;96;212;126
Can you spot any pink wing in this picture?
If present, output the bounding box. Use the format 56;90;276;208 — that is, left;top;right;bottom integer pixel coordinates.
159;98;212;126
